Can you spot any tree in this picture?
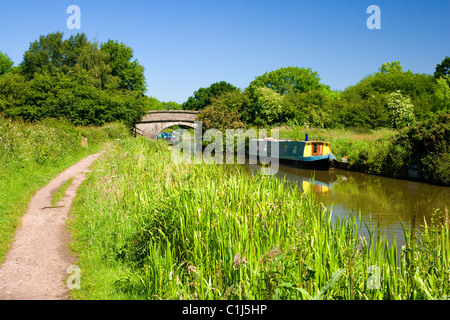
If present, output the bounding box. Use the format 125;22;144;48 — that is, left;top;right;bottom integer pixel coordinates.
434;57;450;79
100;40;146;92
341;71;435;123
158;101;182;110
20;32;65;78
75;41;117;90
334;92;389;128
243;85;284;126
386;91;415;129
182;81;239;111
432;76;450;113
197;93;246;132
249;66;327;95
2;32;148;126
282;90;335;128
378;60;403;74
0;51;14;75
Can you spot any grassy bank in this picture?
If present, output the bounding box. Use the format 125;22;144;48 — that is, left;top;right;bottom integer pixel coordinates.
279;115;449;186
0;117;129;263
279;126;398;176
69;137;449;300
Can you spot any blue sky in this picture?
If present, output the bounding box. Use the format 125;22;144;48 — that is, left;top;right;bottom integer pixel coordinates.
1;0;449;103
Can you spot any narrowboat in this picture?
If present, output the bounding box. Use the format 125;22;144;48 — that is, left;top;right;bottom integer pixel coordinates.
158;131;181;145
249;136;336;170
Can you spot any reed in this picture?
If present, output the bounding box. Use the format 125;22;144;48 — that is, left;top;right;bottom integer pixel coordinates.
69;137;450;300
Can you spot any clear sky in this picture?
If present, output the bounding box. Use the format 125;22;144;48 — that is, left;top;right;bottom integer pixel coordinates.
0;0;449;103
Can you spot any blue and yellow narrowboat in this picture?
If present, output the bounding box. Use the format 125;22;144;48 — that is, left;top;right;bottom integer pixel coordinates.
249;136;336;170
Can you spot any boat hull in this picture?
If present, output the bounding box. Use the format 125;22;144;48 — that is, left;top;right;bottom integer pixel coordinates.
249;139;336;171
256;154;335;170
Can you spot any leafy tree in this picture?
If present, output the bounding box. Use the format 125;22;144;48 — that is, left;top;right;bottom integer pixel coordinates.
146;96;162;110
198;104;245;132
100;40;146;92
282;90;337;128
145;97;183;111
182;81;239;111
341;71;435;123
20;32;66;78
2;32;148;126
434;56;450;78
249;66;327;95
207;91;247;113
158;101;182;110
0;51;14;75
75;42;117;90
432;76;450;113
388;113;450;185
197;93;246;132
243;85;284;126
378;60;403;74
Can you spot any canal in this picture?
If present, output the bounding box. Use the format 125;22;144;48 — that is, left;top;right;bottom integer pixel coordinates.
247;163;450;247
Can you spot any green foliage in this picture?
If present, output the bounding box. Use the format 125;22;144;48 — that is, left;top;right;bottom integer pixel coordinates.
282;90;334;128
182;81;240;111
100;39;146;92
335;92;389;129
280;123;449;186
432;76;450;113
378;60;404;74
145;97;182;111
386;91;415;129
250;66;327;95
0;117;129;262
182;61;442;131
1;32;147;126
434;56;450;78
340;70;435;125
101;121;130;139
69;137;450;300
20;31;66;77
197;92;246;131
51;178;74;207
0;51;14;75
244;85;284;126
390;113;450;185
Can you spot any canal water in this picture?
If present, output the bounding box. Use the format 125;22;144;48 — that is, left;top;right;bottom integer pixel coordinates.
172;139;449;246
247;164;450;246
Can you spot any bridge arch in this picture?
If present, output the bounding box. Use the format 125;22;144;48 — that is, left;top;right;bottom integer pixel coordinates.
134;110;199;140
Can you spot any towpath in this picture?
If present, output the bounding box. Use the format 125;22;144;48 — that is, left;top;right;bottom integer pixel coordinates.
0;153;101;300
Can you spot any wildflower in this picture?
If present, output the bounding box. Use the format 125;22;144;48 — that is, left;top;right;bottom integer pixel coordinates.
188;265;198;275
233;252;248;270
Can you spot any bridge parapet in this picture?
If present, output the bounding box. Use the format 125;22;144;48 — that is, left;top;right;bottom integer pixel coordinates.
140;110;199;123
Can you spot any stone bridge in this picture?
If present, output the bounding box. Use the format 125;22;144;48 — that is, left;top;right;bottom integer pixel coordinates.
134;110;200;139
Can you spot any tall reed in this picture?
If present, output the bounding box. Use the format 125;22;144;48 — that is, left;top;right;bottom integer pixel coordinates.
69;137;450;300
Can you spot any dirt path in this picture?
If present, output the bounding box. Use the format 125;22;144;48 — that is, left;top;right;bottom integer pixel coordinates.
0;153;101;300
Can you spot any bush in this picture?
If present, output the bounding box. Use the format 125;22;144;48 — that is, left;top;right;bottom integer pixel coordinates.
0;117;112;167
101;121;130;139
386;113;450;185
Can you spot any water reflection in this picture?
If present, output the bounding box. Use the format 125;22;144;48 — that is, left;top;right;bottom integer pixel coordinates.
248;164;450;246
